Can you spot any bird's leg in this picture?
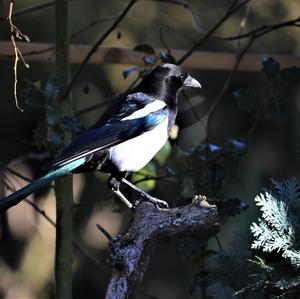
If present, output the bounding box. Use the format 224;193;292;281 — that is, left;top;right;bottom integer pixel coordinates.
122;178;169;208
108;177;133;209
113;190;133;209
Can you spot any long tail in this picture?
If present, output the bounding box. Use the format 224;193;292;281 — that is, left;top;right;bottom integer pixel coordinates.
0;157;86;213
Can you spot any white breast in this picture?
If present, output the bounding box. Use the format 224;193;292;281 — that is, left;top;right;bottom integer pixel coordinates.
110;118;169;172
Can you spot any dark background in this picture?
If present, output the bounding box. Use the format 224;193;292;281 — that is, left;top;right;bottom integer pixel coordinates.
0;1;300;298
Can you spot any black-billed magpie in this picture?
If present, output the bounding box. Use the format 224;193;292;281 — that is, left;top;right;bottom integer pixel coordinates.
0;63;201;212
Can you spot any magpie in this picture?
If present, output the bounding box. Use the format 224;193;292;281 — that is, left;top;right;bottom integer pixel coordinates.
0;63;201;212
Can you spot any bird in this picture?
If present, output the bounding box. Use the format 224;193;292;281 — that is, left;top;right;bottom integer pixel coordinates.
0;63;201;212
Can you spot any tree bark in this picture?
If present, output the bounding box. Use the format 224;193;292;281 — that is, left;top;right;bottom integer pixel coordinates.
105;196;219;299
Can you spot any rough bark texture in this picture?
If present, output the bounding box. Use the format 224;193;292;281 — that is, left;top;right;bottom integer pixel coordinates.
105;196;220;299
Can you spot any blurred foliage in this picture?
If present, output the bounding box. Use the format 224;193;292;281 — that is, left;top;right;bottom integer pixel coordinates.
21;78;85;153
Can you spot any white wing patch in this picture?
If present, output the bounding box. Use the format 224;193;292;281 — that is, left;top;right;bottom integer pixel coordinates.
110;118;169;172
121;100;166;121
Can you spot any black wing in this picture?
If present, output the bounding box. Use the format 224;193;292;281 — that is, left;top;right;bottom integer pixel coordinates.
51;93;167;168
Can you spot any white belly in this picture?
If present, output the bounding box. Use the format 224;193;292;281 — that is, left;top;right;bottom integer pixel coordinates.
110;118;169;172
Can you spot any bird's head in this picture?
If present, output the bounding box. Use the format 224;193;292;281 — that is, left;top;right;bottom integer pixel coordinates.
136;63;201;100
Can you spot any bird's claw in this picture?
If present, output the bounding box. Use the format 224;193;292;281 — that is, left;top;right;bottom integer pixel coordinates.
133;196;169;209
147;196;169;209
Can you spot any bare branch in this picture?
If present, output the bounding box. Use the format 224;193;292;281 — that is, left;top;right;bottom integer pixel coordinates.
0;0;54;22
205;36;255;142
177;0;252;65
65;0;137;96
145;0;201;32
96;223;113;242
76;93;121;116
23;198;111;273
0;161;32;183
7;0;30;111
221;16;300;41
71;14;120;40
236;4;251;54
25;199;56;226
105;197;219;298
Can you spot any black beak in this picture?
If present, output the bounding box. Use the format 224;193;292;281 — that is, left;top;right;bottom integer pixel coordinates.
183;74;202;88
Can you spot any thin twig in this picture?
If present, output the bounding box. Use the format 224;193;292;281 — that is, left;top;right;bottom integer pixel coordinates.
74;13;299;117
65;0;137;96
24;188;161;298
205;36;255;142
7;0;30;111
0;161;32;183
181;90;203;121
132;151;234;187
2;173;16;193
146;0;201;32
25;199;56;226
14;15;121;61
3;16;298;62
215;234;224;252
71;14;120;40
76;0;252;118
132;174;173;185
236;4;251;54
221;16;300;41
96;223;113;242
0;0;54;22
177;0;252;65
76;93;121;116
159;27;172;55
23;198;111;273
0;152;50;184
244;106;265;140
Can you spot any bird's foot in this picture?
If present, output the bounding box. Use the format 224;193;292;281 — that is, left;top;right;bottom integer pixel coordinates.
147;196;169;209
113;189;133;209
109;177;121;191
136;193;169;209
121;178;169;209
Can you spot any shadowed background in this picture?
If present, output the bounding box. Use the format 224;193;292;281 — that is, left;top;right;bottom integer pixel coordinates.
0;0;300;298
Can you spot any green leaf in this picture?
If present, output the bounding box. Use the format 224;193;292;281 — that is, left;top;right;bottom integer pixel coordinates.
233;89;260;113
132;44;156;55
131;162;157;192
262;56;280;80
281;67;300;85
154;140;171;165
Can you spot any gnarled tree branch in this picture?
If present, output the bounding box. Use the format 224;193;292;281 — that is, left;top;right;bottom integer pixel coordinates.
105;196;219;299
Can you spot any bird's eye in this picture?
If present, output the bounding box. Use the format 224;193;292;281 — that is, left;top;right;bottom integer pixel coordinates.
166;75;182;87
